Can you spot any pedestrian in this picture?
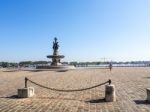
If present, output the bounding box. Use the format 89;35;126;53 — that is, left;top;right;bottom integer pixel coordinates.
109;63;112;71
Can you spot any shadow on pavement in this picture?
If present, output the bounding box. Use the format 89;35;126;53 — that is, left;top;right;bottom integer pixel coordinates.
134;100;150;105
0;95;19;99
143;77;150;79
85;98;106;103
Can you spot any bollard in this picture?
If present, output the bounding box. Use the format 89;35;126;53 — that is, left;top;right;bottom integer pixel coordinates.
147;88;150;102
105;84;116;102
25;77;28;88
18;87;34;98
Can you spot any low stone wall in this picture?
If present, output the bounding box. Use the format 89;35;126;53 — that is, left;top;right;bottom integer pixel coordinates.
36;65;75;70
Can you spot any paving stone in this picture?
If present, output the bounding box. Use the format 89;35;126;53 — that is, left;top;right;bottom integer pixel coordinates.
0;68;150;112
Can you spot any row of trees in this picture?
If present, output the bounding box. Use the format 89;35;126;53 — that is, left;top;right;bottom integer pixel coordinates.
0;62;18;68
1;61;150;68
0;61;50;68
0;61;110;67
19;61;49;66
69;61;112;66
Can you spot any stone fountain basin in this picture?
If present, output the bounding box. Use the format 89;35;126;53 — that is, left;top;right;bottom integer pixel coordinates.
36;65;75;71
47;55;64;58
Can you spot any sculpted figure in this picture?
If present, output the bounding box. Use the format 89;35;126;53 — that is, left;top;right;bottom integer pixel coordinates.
53;37;59;51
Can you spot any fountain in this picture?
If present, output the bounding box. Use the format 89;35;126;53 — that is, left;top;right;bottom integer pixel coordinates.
36;37;75;70
47;37;64;66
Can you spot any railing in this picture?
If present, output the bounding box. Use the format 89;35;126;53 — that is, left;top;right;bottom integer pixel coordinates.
24;77;111;92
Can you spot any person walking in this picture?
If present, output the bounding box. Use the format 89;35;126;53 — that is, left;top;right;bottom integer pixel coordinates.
109;63;112;71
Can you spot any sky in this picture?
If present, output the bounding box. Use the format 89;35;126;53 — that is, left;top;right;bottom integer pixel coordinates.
0;0;150;62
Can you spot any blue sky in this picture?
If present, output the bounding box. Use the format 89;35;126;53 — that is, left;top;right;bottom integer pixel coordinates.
0;0;150;62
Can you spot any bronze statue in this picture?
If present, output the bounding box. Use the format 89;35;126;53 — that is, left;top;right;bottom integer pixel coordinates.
53;37;59;51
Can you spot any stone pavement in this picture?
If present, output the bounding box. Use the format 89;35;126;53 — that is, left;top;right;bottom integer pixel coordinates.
0;67;150;112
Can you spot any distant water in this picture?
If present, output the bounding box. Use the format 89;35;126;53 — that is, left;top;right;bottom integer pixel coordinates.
76;64;149;69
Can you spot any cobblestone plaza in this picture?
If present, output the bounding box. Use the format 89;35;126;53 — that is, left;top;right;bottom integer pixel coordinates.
0;67;150;112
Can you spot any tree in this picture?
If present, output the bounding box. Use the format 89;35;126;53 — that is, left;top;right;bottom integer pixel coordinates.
69;62;78;66
33;61;48;65
1;62;9;68
19;61;33;66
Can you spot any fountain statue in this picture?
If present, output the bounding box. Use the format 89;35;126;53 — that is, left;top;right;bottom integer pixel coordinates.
47;37;64;66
